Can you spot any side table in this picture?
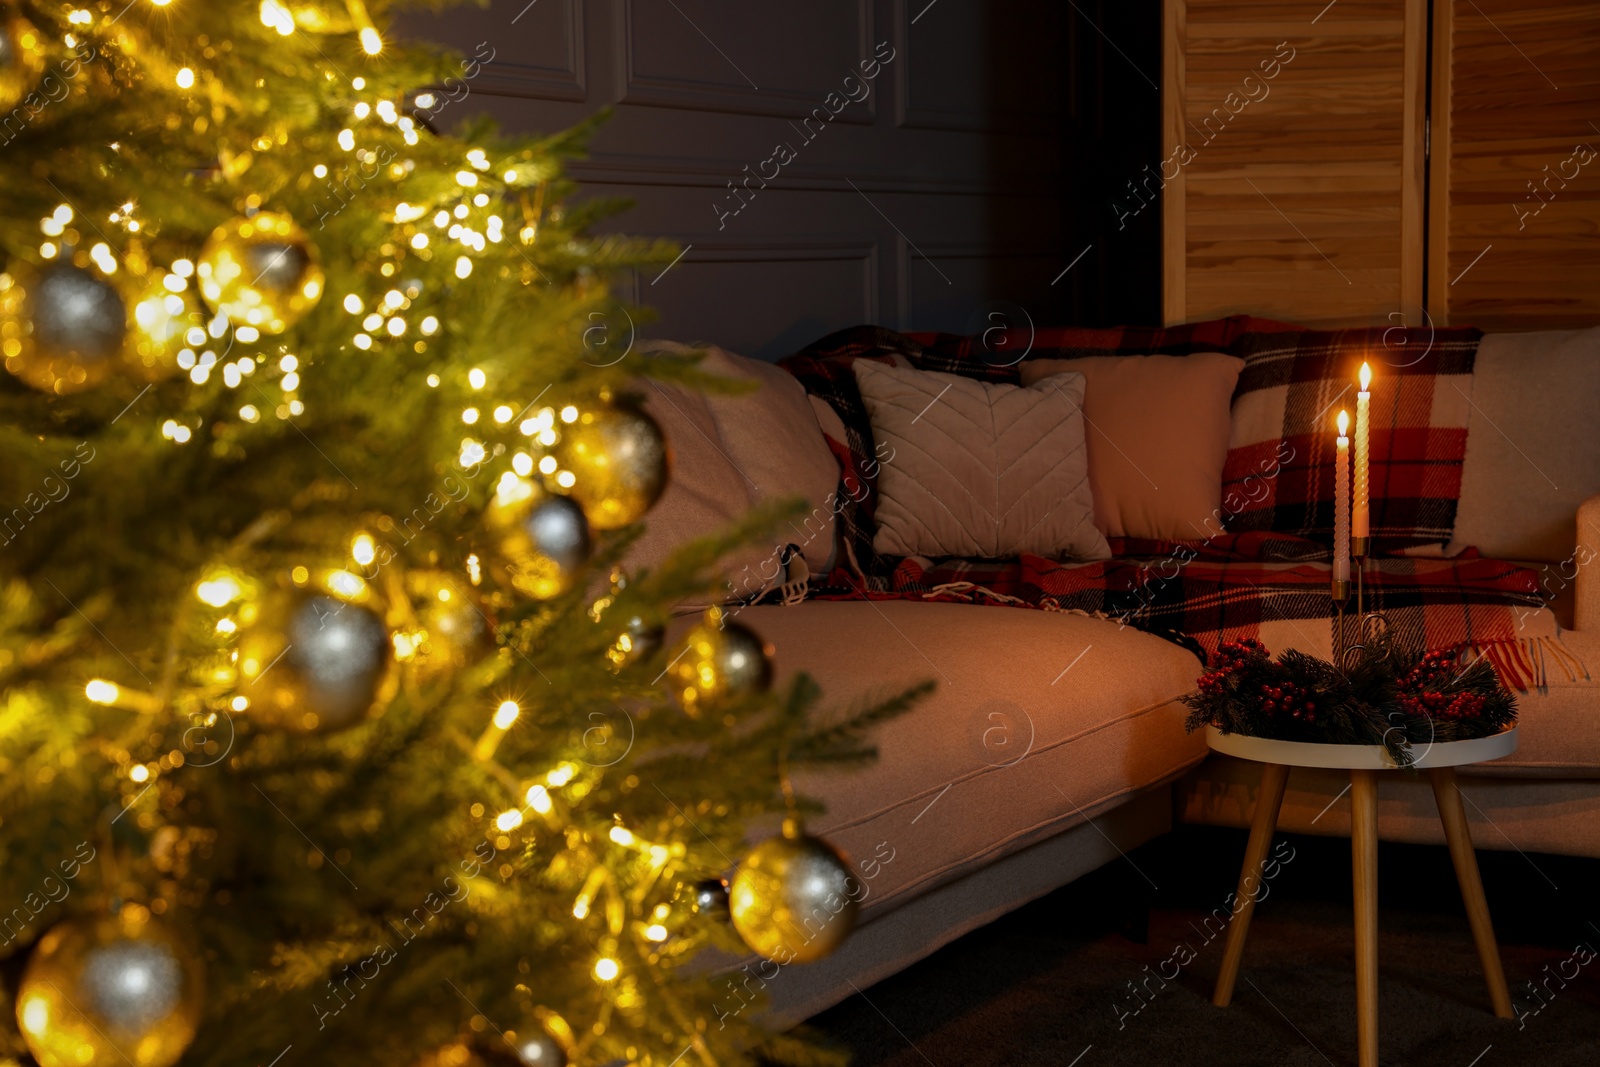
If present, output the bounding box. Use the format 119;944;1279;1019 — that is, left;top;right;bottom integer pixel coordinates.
1205;726;1518;1067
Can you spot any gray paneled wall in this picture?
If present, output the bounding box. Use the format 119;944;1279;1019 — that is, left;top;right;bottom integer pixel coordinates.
399;0;1074;360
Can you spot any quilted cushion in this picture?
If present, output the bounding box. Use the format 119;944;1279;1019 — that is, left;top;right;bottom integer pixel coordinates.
850;360;1109;561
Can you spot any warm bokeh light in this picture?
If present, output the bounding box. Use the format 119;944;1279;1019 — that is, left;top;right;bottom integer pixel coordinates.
195;575;242;607
525;784;552;814
85;679;120;705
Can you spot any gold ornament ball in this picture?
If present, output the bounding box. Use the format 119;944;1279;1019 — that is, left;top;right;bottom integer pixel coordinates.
15;909;204;1067
197;212;324;334
484;478;592;599
125;273;207;382
666;608;773;716
406;569;490;677
550;401;669;530
0;261;127;394
236;587;394;732
729;821;859;964
0;11;47;112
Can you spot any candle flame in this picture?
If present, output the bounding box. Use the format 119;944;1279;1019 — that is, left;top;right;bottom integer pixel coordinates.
1337;409;1350;435
1358;361;1372;391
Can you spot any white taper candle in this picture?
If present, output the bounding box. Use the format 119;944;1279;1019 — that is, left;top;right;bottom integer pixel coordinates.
1354;361;1371;543
1335;410;1351;583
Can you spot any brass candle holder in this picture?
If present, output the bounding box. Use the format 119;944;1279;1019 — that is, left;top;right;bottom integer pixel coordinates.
1352;536;1370;618
1332;576;1352;662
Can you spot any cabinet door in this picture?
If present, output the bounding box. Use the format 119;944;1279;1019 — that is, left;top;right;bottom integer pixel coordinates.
1162;0;1427;327
1429;0;1600;329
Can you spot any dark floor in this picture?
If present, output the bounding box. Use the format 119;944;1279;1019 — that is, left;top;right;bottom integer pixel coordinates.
810;826;1600;1066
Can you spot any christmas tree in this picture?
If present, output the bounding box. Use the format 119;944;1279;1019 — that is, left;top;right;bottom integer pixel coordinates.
0;3;922;1066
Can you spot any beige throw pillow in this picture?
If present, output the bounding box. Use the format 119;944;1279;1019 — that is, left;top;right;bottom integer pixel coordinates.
851;360;1109;561
626;342;842;607
1447;326;1600;563
1019;352;1245;541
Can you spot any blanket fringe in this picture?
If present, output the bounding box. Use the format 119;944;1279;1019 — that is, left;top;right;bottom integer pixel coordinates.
1459;634;1587;694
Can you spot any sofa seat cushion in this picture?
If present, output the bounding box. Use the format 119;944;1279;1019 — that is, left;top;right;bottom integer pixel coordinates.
737;600;1208;919
1473;628;1600;777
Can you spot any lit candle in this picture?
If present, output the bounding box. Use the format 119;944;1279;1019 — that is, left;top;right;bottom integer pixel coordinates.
1353;361;1371;545
1335;410;1351;584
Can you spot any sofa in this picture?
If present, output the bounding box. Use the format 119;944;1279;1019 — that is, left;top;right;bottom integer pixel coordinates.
629;318;1600;1022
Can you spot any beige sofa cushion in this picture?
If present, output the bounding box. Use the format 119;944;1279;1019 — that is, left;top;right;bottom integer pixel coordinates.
851;361;1109;561
1019;352;1246;541
627;343;840;605
1448;326;1600;562
696;345;841;576
735;600;1209;918
630;379;762;603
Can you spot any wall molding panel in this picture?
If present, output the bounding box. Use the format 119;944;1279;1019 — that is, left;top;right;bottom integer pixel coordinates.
403;0;1072;359
615;0;878;122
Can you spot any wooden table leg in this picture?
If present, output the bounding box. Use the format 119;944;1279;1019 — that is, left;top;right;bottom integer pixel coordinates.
1351;769;1380;1067
1430;766;1515;1019
1213;761;1290;1007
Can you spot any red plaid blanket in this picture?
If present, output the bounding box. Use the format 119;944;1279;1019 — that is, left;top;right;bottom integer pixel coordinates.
814;538;1570;691
779;323;1574;688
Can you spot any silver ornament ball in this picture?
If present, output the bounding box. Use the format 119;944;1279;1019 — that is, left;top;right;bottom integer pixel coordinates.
238;590;393;732
521;495;591;573
284;594;389;724
32;265;127;362
486;483;593;599
729;824;859;964
80;938;183;1032
15;913;204;1067
1;262;128;393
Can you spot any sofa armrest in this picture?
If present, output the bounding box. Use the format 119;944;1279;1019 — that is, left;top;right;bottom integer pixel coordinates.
1576;494;1600;631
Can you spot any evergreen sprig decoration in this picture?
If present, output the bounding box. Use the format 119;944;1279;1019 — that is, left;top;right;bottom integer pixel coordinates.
1182;632;1518;767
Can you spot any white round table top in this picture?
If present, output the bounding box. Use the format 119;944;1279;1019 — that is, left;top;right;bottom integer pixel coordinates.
1204;724;1518;770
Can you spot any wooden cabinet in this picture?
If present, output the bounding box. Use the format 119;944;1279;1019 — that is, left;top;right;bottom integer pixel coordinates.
1163;0;1600;330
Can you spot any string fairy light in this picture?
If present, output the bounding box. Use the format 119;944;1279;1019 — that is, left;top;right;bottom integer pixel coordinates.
259;0;295;34
472;698;522;759
346;0;382;54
